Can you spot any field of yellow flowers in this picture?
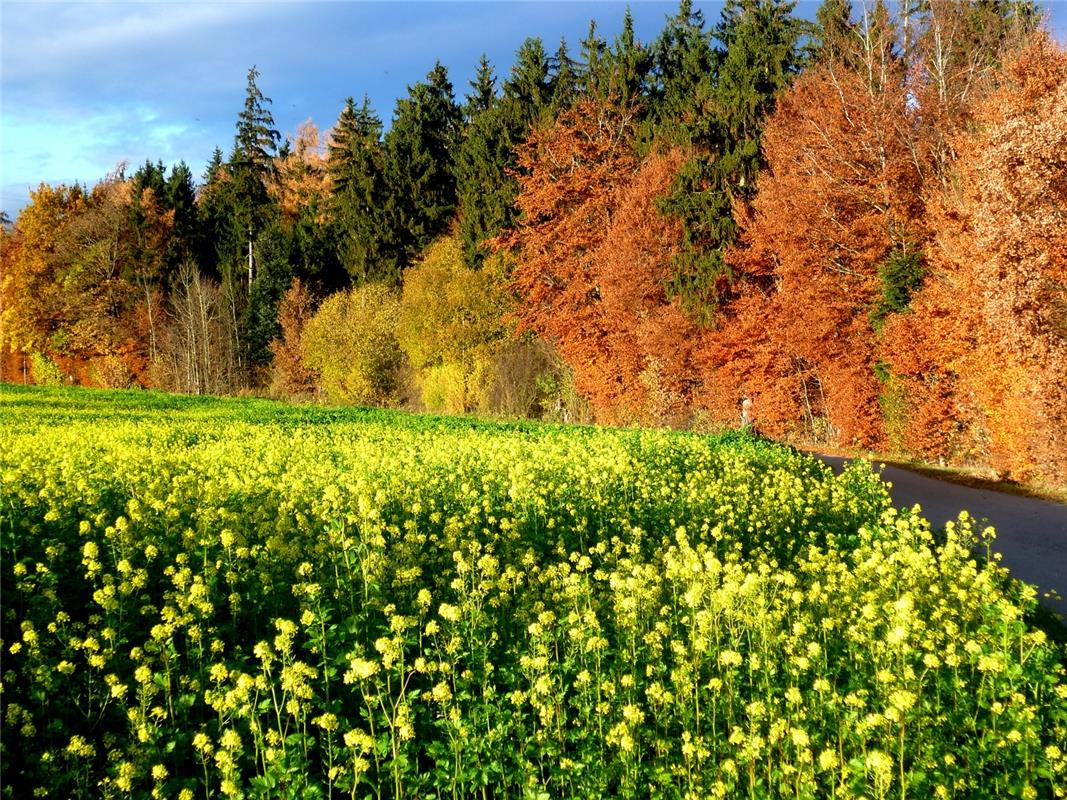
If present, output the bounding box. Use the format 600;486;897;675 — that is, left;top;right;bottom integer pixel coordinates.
2;385;1066;799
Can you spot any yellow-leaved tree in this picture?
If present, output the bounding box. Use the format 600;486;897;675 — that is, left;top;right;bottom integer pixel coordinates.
396;235;512;414
301;282;405;406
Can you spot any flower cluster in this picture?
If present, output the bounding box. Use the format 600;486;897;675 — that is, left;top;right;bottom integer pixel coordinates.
1;385;1065;798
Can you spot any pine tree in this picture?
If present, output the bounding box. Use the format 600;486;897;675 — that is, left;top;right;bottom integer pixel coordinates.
579;19;609;99
504;38;553;121
809;0;855;64
244;221;293;366
651;0;717;139
455;103;523;267
603;7;653;106
165;161;199;269
128;161;169;279
132;160;167;199
197;147;233;279
550;38;580;111
457;40;554;268
233;66;281;179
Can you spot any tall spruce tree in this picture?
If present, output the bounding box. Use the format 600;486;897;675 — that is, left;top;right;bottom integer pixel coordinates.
456;55;518;267
455;102;521;267
579;19;609;99
328;96;394;283
229;65;280;291
550;38;580;111
381;62;463;279
456;39;556;268
165;161;199;270
603;7;653;107
197;147;234;279
651;0;717;139
809;0;855;64
504;38;553;121
465;55;498;122
660;0;802;321
244;221;293;366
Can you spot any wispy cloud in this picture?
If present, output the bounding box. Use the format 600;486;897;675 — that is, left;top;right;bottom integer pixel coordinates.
2;4;262;81
4;0;1062;217
2;103;205;188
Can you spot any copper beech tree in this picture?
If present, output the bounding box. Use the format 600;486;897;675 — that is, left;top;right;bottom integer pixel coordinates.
703;17;922;446
500;100;703;424
883;36;1067;484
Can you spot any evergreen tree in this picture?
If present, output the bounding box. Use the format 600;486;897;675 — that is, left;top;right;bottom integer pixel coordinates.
651;0;717;139
455;103;522;267
457;39;556;268
381;62;463;279
603;7;653;106
504;38;553;122
165;161;199;269
132;160;167;198
228;65;280;291
550;38;580;111
579;19;609;99
328;96;392;284
233;66;281;179
124;160;171;298
465;54;498;122
197;147;233;279
714;0;801;179
661;0;803;320
809;0;855;64
244;222;293;366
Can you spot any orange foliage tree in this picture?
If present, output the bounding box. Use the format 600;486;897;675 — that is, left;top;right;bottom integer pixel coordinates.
271;120;331;226
268;278;318;397
0;184;87;372
0;172;174;387
882;35;1067;483
703;15;922;446
500;100;703;424
500;100;640;422
592;149;703;425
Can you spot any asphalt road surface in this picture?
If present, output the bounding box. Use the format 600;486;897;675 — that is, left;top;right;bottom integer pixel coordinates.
818;455;1067;614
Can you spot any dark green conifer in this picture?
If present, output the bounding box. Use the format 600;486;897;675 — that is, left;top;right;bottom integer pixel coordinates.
456;38;556;269
465;54;498;122
661;0;803;321
651;0;717;139
197;147;233;279
504;38;552;121
381;62;463;279
604;7;653;106
227;66;281;292
809;0;855;64
328;96;391;284
244;221;293;366
550;38;580;111
165;161;198;269
579;19;609;99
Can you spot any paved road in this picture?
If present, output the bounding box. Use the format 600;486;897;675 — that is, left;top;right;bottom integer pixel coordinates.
819;456;1067;614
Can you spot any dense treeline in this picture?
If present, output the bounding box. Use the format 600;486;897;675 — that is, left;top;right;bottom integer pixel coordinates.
2;0;1064;485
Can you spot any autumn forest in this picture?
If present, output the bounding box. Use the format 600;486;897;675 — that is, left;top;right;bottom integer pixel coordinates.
2;0;1065;486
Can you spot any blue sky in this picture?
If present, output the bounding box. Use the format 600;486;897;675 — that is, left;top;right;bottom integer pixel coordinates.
2;1;1066;218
